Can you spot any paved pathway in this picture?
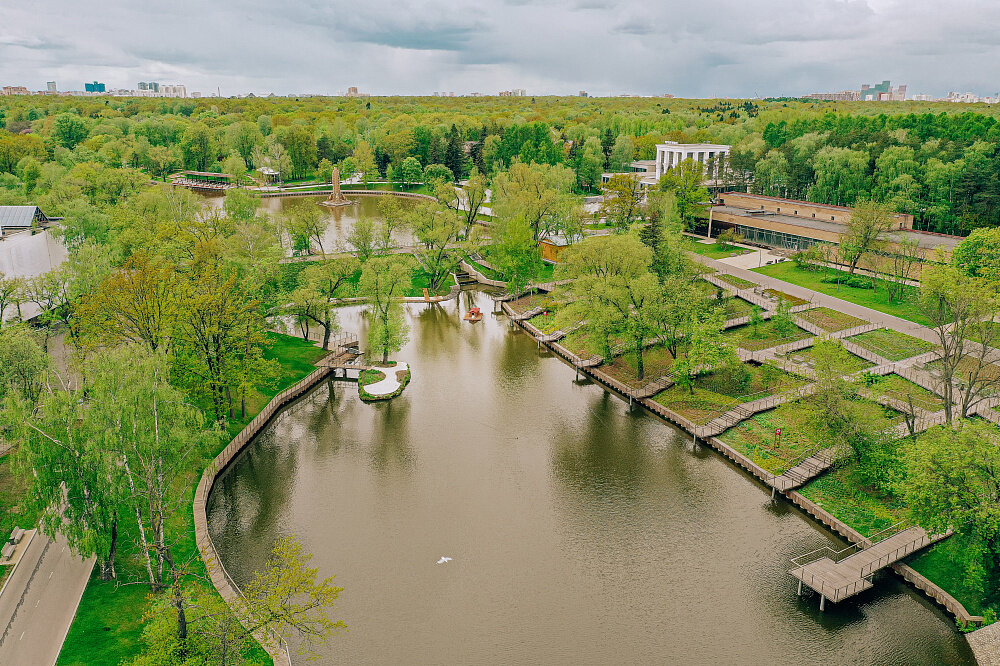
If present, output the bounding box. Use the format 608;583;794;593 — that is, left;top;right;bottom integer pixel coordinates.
690;254;940;344
0;531;94;666
364;362;409;396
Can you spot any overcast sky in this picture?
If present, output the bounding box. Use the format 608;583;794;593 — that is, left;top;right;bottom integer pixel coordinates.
2;0;998;98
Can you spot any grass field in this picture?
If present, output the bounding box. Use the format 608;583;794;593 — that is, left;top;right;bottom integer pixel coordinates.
763;288;810;306
845;328;937;361
58;333;327;666
717;402;828;474
752;262;930;325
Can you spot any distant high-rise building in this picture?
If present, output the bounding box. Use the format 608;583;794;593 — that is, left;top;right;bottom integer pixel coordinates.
347;86;359;96
46;81;57;93
579;91;588;97
159;84;187;97
84;81;106;93
1;86;30;96
859;80;906;101
138;82;148;90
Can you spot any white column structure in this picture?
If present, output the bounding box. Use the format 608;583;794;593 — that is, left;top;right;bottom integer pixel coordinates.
655;142;731;182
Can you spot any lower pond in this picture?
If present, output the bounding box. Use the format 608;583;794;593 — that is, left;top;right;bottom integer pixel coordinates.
207;290;974;665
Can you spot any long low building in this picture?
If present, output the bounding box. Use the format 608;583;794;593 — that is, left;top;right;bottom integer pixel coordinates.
709;192;962;257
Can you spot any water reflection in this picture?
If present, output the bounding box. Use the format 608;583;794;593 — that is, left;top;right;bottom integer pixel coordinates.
207;289;975;665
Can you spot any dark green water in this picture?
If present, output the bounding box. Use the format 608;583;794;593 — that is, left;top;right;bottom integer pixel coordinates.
207;290;974;665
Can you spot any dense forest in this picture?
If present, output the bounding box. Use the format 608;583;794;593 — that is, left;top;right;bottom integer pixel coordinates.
2;95;1000;234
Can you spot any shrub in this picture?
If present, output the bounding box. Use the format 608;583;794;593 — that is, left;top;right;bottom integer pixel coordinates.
821;273;873;289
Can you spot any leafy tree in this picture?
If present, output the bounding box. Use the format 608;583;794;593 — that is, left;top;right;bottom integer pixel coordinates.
599;173;644;231
900;420;1000;598
484;217;540;296
608;134;635;172
443;124;465;180
352;139;379;187
809;146;870;206
840;198;896;274
225;121;263;169
492;162;573;240
423;163;454;185
148;145;179;181
919;264;999;422
287;257;359;349
52;113;89;149
751;150;789;197
180;122;215;172
559;234;665;380
282;200;326;256
576;136;604;191
399;156;423;189
0;324;48;403
407;200;464;292
360;256;414;363
952;227;1000;281
276;124;317;180
672;310;736;393
657;158;709;230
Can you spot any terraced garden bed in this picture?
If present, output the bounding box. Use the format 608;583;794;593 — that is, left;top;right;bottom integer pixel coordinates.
507;291;558;315
798;464;908;538
846;328;936;361
600;344;686;389
528;312;562;334
716;274;755;289
653;364;808;424
795;307;868;332
763;288;810;306
724;320;811;351
874;374;946;412
561;329;622;359
779;344;874;373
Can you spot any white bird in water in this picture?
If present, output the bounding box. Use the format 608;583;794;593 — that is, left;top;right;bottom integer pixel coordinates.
437;557;452;564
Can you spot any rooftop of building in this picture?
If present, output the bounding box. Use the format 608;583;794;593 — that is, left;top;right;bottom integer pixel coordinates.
721;192;853;213
656;141;731;150
712;204;961;250
0;205;57;235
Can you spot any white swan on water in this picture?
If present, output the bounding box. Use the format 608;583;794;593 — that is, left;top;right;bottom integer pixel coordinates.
437;557;452;564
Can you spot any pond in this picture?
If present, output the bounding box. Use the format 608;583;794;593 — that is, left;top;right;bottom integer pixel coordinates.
201;192;417;254
206;290;974;664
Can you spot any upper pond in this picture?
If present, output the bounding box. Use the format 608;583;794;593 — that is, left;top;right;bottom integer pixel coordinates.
206;290;973;665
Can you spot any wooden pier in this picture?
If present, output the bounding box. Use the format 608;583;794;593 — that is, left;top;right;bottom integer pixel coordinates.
790;525;940;609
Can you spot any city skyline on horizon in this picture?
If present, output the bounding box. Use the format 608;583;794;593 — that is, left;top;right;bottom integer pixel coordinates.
4;0;1000;100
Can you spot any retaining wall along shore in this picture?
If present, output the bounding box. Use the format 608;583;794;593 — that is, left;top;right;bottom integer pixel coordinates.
502;301;987;633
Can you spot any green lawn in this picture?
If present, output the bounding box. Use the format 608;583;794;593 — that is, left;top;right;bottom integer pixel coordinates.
762;288;810;306
58;333;326;666
507;291;558;315
724;319;812;351
846;328;937;361
752;262;930;325
686;239;752;260
561;328;622;359
795;306;869;332
528;312;562;334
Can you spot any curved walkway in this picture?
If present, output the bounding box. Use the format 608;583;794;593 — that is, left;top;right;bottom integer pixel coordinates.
364;362;409;396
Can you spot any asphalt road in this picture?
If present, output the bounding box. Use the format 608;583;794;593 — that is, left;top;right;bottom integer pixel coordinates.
0;531;94;666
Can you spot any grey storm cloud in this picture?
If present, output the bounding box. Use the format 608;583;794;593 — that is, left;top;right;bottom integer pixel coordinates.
1;0;999;97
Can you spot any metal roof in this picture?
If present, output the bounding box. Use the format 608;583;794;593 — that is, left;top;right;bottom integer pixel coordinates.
0;206;44;233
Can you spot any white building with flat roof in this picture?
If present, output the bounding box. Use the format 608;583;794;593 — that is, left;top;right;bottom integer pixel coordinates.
654;141;731;180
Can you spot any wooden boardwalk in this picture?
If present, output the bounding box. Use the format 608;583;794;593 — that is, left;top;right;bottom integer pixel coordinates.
790;526;935;608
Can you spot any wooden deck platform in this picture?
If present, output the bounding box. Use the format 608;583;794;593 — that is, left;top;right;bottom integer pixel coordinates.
790;526;935;608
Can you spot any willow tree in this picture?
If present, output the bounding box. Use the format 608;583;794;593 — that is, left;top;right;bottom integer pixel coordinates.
360;255;415;363
558;234;664;381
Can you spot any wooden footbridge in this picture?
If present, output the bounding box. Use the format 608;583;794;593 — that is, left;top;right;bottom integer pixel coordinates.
316;333;376;374
790;524;941;610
